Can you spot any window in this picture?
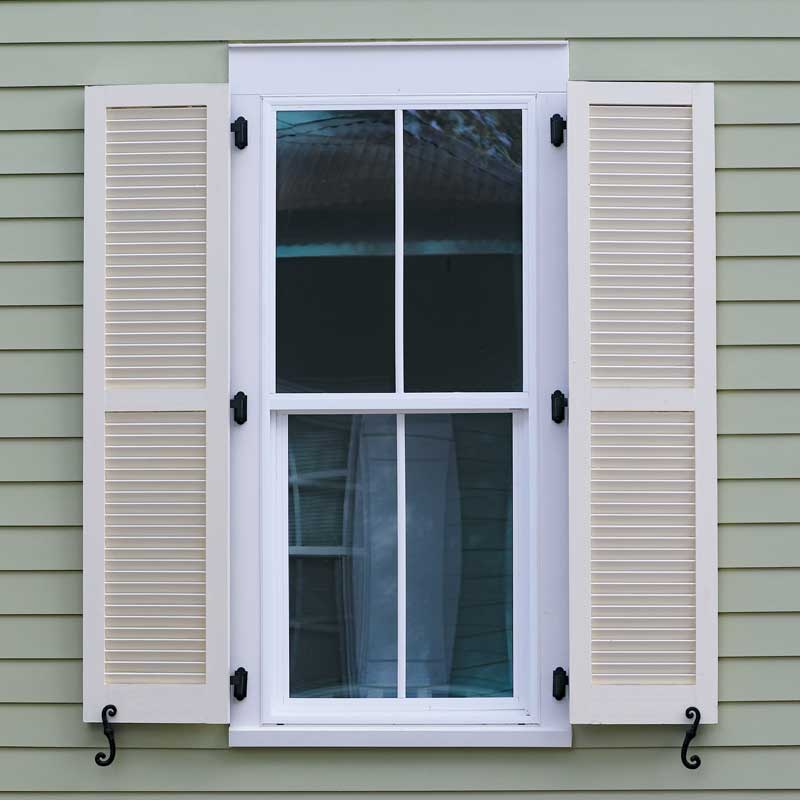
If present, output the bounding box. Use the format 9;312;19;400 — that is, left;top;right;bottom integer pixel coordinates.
81;52;718;743
229;43;570;745
275;107;523;713
267;103;538;724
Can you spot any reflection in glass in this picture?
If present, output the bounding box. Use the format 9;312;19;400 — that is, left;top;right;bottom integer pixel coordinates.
276;111;395;392
405;413;513;697
289;414;398;697
404;110;523;391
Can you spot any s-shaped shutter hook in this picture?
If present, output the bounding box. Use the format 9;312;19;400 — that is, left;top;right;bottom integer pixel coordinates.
681;706;701;770
94;704;117;767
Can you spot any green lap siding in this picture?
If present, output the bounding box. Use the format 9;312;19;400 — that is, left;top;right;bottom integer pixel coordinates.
0;0;798;796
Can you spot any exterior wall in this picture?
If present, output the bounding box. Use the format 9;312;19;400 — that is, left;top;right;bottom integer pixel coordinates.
1;0;799;794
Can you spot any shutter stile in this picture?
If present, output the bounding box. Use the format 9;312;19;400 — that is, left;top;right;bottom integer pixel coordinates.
568;82;717;725
84;85;229;724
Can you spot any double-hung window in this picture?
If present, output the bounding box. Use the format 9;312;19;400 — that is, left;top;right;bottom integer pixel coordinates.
229;43;570;744
277;107;527;715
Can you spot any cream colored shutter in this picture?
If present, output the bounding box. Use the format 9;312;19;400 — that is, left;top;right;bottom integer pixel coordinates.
567;82;717;724
83;85;230;723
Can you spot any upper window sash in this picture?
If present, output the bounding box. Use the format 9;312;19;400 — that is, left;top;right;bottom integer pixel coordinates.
269;104;529;398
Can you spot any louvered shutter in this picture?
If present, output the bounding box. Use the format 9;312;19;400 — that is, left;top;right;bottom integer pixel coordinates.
83;84;230;723
567;82;717;724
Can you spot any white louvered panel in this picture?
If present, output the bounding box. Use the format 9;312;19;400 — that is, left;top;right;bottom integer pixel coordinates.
589;105;694;387
104;411;207;684
590;411;695;685
105;106;208;386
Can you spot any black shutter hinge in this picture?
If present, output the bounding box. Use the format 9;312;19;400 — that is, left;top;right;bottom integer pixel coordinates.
551;389;568;424
230;116;248;150
552;667;569;701
550;113;567;147
230;667;248;701
230;391;247;425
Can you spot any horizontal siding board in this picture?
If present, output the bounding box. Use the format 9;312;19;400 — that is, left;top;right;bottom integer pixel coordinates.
720;568;800;612
0;352;81;393
7;522;799;573
13;610;790;666
720;657;800;701
0;220;81;262
1;747;800;791
0;529;81;571
2;795;795;800
0;43;226;87
0;661;80;703
721;525;800;567
0;705;227;748
5;566;792;617
719;435;800;477
719;390;800;433
0;617;81;659
718;347;800;390
0;176;83;218
721;613;800;657
9;702;800;750
0;308;81;350
718;258;800;301
6;1;800;42
717;125;800;168
574;703;800;748
571;39;800;81
716;82;800;124
0;483;80;526
0;796;730;800
0;132;82;174
0;655;775;708
0;82;792;129
0;439;80;481
718;214;800;257
717;170;800;212
718;302;800;345
0;87;83;130
0;396;81;437
719;479;800;523
0;572;81;615
0;655;790;709
0;264;82;307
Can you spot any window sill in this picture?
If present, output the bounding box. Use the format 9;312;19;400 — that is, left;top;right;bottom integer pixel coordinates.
229;724;572;748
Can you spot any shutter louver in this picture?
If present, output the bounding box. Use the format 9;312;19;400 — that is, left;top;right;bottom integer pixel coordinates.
84;85;229;724
105;105;209;387
104;411;207;685
589;104;694;388
568;83;717;725
590;411;696;685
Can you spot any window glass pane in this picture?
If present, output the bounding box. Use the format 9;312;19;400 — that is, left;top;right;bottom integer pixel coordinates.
289;414;398;697
277;111;395;392
403;110;523;392
405;413;513;697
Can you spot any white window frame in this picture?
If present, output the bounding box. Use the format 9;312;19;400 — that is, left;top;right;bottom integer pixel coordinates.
229;41;570;747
